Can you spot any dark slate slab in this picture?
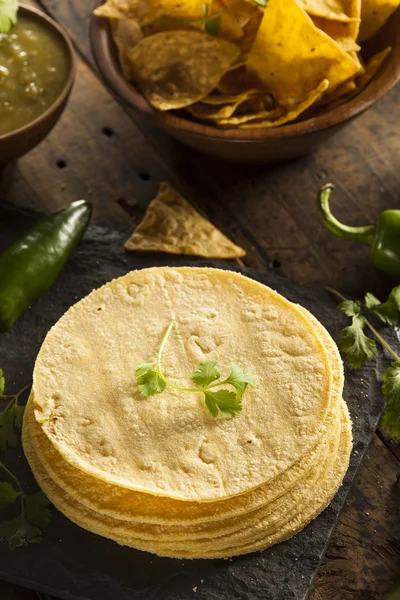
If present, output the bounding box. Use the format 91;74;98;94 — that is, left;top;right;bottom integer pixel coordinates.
0;205;388;600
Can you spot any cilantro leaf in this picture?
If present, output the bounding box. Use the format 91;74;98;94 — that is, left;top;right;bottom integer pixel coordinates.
338;315;377;368
366;287;400;325
0;482;20;509
190;361;220;387
135;363;156;378
381;362;400;440
0;0;18;34
204;390;242;417
0;369;4;397
14;404;24;430
205;17;219;35
0;404;20;453
364;292;381;311
23;491;51;529
338;300;361;317
137;370;166;396
0;514;42;549
225;364;255;400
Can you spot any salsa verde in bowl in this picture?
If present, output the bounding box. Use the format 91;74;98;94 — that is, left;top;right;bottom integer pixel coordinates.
0;4;75;164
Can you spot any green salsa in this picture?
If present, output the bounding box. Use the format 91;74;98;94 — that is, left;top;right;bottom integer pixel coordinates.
0;15;70;136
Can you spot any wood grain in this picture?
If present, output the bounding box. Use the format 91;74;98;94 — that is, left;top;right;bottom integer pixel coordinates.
0;1;399;598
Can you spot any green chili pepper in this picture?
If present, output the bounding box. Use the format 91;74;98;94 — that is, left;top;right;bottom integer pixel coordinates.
319;184;400;277
383;580;400;600
0;200;92;331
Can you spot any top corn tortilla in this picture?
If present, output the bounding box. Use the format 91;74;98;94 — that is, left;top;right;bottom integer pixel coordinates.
26;303;343;526
32;267;332;502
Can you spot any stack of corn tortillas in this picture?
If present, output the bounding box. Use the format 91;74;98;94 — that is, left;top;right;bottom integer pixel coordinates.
22;267;352;559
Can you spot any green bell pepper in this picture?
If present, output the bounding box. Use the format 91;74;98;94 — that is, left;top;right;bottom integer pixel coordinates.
319;184;400;277
0;200;92;331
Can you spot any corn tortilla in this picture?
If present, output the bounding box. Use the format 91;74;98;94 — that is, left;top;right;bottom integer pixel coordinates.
26;400;340;542
27;304;343;530
32;267;334;502
22;401;351;558
246;0;361;107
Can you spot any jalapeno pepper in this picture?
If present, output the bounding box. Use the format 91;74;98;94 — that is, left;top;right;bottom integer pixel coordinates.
0;200;92;331
319;184;400;277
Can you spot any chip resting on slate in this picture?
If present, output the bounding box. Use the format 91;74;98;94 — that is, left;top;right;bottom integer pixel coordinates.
124;182;246;258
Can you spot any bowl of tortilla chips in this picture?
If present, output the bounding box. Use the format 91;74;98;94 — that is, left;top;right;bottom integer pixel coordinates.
91;0;400;164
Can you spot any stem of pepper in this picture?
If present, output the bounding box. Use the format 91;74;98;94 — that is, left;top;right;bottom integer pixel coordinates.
326;286;400;363
319;185;376;246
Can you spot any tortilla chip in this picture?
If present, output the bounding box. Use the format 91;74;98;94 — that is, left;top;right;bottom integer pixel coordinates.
110;19;143;79
359;0;400;42
322;47;392;109
297;0;352;21
318;79;357;105
217;66;255;95
312;17;360;52
246;0;360;107
355;47;392;88
124;31;240;110
124;182;246;258
238;11;263;53
233;80;329;128
185;89;269;120
94;0;138;19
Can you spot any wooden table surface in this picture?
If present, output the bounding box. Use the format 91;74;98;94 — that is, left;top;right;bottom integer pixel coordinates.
1;1;400;598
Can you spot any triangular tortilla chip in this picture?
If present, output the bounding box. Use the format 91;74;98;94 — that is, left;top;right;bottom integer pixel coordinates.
296;0;352;21
124;183;246;259
125;31;240;110
246;0;361;107
231;80;329;128
359;0;400;42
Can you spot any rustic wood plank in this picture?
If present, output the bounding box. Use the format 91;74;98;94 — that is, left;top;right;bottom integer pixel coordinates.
309;434;400;600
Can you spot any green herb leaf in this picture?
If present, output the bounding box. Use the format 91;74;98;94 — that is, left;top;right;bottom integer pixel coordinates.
135;363;156;378
339;315;377;368
0;369;4;397
252;0;267;6
381;362;400;439
366;287;400;325
0;405;20;453
0;514;42;549
0;482;20;509
338;300;361;317
204;17;220;35
14;405;24;430
0;0;18;34
137;370;166;397
190;361;220;387
225;364;255;399
364;292;381;311
204;390;242;418
23;491;51;529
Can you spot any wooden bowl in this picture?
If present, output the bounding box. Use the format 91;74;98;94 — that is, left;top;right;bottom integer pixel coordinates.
0;4;76;166
90;5;400;164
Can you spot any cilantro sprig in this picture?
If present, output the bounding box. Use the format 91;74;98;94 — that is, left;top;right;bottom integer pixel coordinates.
327;287;400;440
0;0;18;34
135;322;255;418
0;370;52;548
